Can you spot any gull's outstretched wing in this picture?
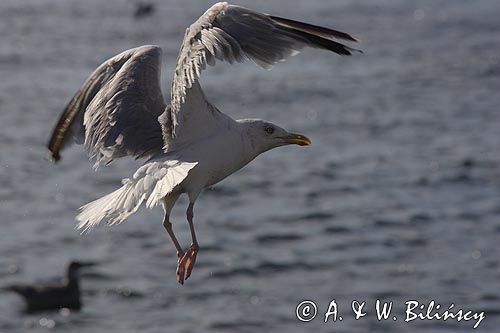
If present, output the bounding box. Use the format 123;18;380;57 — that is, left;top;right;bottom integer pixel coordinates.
162;2;360;147
47;45;167;167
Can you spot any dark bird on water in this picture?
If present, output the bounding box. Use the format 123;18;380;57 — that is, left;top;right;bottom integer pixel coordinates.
134;2;155;19
3;261;95;313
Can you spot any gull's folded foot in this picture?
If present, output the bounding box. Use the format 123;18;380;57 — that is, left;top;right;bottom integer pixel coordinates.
176;243;198;285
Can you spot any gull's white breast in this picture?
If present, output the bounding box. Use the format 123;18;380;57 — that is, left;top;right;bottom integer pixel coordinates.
176;122;256;194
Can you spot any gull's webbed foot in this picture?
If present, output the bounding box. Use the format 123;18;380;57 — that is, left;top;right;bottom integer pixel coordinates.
176;243;198;285
176;250;184;263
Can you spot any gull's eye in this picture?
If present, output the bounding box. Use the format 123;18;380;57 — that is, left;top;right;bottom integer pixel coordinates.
264;126;275;135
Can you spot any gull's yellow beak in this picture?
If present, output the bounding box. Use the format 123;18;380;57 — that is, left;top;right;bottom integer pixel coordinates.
282;133;312;146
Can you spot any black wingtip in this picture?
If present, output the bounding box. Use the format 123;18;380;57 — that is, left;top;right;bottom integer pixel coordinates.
269;15;360;43
348;47;364;55
46;149;61;163
298;30;362;56
268;15;362;56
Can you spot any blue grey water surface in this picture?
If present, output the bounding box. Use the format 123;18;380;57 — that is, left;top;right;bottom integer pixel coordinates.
0;0;499;332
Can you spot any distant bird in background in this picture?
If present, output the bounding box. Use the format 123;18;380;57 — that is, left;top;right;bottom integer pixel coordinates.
3;261;95;312
47;2;361;284
134;2;155;19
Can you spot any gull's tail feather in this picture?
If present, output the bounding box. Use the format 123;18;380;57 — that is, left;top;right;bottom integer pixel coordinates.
76;160;197;233
76;182;141;233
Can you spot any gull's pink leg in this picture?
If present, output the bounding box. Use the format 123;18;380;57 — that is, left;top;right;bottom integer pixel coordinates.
176;202;199;285
163;216;184;261
161;194;185;275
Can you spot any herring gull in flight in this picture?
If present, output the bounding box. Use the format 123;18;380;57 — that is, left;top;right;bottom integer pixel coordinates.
47;2;361;284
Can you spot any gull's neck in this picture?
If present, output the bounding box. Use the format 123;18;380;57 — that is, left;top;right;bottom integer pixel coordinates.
235;119;268;162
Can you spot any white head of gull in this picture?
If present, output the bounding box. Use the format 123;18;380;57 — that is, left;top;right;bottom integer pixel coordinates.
47;2;361;285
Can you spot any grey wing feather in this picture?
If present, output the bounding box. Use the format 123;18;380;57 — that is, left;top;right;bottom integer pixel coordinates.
47;45;167;167
164;2;361;142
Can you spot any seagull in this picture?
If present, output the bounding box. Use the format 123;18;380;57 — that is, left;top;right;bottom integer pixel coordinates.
47;2;360;285
3;261;95;312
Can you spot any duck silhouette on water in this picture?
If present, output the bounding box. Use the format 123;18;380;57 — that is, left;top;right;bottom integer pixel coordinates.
133;2;155;19
4;261;95;313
